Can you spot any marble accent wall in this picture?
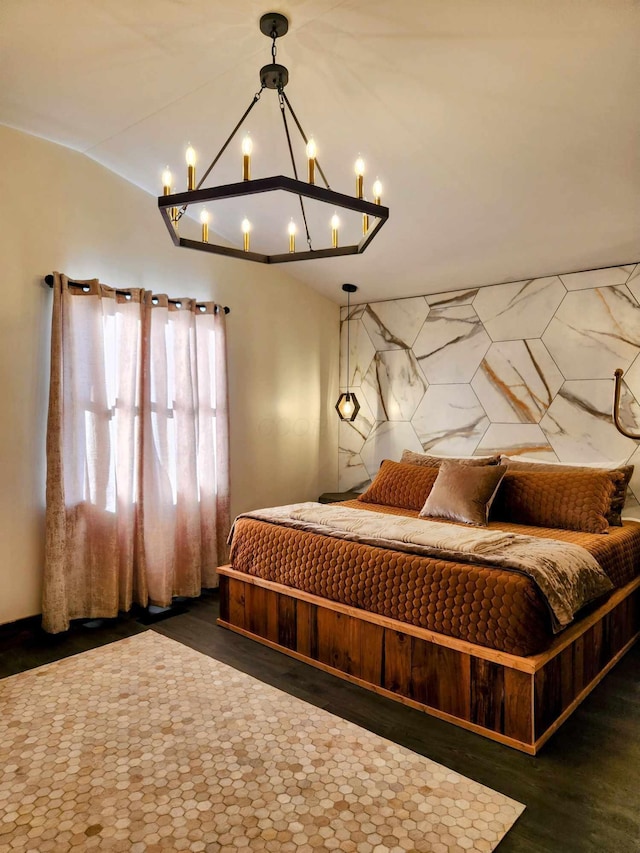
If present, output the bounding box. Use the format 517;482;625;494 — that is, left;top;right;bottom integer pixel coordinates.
339;262;640;516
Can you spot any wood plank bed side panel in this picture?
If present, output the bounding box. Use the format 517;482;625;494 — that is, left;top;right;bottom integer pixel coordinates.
503;669;534;746
218;574;229;623
470;658;505;733
295;600;317;659
427;646;471;720
277;594;297;650
246;584;267;638
360;622;384;686
534;655;562;740
316;609;363;678
384;630;412;697
227;577;247;630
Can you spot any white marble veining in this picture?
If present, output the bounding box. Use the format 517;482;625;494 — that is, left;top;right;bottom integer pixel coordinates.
361;350;428;422
475;424;555;458
361;298;429;351
413;305;491;383
473;276;566;341
339;317;375;387
338;449;370;491
540;379;640;463
425;288;479;308
359;420;423;479
559;265;636;291
471;339;564;423
411;384;489;455
340;304;366;322
542;285;640;380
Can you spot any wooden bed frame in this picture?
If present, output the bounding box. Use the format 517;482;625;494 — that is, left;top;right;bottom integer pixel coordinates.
217;566;640;754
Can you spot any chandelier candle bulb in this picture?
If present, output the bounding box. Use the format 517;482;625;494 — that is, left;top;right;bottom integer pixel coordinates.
162;167;172;196
186;145;196;190
355;157;365;199
242;218;251;252
306;138;317;184
242;136;252;181
331;213;340;248
288;219;297;253
200;210;210;243
373;179;382;205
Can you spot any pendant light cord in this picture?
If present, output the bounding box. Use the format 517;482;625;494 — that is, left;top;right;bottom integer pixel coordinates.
346;288;351;398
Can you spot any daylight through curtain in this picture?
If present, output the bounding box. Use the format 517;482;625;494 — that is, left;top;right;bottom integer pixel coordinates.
43;273;230;633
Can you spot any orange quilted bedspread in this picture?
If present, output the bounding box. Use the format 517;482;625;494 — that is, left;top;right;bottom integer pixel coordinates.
228;501;640;656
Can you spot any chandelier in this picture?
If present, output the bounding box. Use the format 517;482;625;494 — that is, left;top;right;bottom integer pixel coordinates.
158;12;389;264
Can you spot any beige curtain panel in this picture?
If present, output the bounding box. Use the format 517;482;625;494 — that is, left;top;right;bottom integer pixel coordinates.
43;273;230;633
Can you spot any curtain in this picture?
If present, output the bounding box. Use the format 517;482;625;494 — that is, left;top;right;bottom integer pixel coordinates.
42;273;230;633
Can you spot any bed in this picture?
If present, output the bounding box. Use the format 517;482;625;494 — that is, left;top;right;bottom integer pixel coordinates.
217;454;640;754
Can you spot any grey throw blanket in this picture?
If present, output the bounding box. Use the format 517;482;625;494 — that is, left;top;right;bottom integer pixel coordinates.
230;502;614;632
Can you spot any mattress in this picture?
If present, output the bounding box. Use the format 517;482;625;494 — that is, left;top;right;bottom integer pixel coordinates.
228;500;640;656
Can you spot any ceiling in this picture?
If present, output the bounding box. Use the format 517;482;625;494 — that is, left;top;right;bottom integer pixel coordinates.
1;0;639;304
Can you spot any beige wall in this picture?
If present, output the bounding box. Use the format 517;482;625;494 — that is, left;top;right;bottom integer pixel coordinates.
0;124;339;626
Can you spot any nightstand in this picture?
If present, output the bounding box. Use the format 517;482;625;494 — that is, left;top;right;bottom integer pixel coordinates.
318;491;360;504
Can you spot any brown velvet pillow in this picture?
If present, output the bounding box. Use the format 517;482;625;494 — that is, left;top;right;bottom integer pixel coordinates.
493;469;622;534
419;462;507;526
358;459;439;511
402;449;500;467
499;456;633;526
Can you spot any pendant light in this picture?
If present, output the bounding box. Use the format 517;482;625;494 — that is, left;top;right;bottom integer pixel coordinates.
335;284;361;422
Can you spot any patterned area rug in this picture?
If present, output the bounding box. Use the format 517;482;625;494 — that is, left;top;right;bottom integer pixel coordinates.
0;632;523;852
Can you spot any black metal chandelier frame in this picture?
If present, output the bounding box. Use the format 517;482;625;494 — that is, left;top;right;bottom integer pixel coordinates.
158;12;389;265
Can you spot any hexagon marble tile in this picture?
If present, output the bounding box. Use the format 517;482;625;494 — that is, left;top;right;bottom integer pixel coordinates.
413;305;491;384
472;277;565;342
412;385;489;456
361;298;429;351
361;350;428;422
471;340;563;424
542;286;640;380
0;632;524;853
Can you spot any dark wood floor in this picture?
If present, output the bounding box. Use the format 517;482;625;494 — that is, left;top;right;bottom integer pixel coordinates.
1;593;639;853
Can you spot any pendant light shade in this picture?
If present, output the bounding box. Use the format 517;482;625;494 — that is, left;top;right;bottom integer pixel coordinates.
336;284;360;422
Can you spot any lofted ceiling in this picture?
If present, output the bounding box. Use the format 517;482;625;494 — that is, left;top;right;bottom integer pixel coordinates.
1;0;639;304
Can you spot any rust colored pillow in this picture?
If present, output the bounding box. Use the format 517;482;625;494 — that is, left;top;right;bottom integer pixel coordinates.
358;459;439;511
419;462;507;526
401;449;500;467
499;456;633;526
493;469;623;534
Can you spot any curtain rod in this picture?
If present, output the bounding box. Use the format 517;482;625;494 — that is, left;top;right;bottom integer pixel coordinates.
43;275;230;314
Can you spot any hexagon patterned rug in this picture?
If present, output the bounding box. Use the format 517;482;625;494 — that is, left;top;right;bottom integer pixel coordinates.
0;631;523;852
